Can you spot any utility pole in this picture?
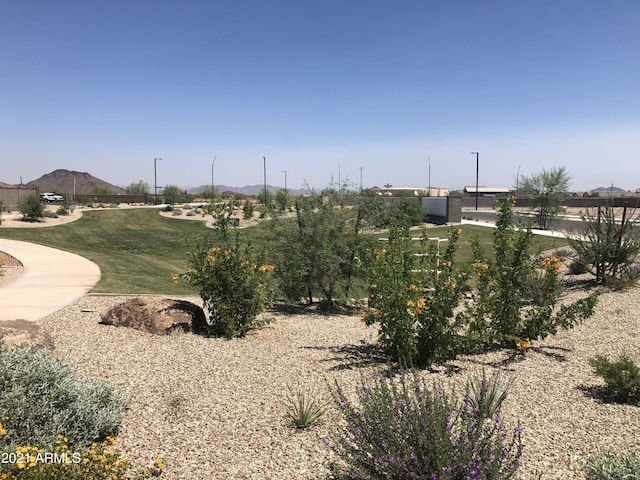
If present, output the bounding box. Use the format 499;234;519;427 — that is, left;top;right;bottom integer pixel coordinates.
211;155;217;198
428;156;431;195
281;170;287;192
359;166;363;191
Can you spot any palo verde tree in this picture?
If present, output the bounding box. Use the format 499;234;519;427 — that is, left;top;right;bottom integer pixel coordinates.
18;193;45;222
519;166;571;229
264;187;370;309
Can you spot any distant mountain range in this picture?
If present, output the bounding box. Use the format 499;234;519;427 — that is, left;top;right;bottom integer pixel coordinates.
1;169;636;197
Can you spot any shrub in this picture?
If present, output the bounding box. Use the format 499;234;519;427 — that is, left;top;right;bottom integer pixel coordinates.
584;451;640;480
588;354;640;405
0;344;129;454
0;434;163;479
242;199;254;219
18;194;44;222
180;201;274;338
468;197;600;347
362;225;468;366
327;370;523;480
568;202;640;285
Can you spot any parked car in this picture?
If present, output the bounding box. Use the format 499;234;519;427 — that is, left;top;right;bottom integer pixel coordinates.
40;192;64;202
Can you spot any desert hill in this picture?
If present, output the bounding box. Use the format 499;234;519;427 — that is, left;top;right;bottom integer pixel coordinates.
23;169;125;195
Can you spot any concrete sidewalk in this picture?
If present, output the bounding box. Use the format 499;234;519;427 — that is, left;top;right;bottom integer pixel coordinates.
0;239;101;321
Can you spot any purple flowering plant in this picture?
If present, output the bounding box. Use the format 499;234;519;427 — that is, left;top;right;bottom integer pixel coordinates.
327;370;523;480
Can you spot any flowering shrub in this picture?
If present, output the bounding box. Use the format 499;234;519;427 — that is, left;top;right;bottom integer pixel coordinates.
362;225;468;365
0;432;163;479
468;197;600;347
179;200;274;338
327;370;523;480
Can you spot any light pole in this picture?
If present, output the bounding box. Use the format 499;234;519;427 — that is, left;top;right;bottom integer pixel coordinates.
211;155;217;199
516;164;521;194
470;152;479;210
428;155;431;195
263;156;267;206
281;170;287;192
154;157;162;200
359;166;363;191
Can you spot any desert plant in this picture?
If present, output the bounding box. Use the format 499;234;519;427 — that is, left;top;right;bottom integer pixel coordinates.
0;344;129;454
282;384;330;429
589;354;640;406
328;370;523;480
18;193;45;222
265;188;369;308
468;197;600;347
242;199;254;219
519;166;571;229
584;450;640;480
362;225;469;365
0;433;163;479
180;200;274;338
568;202;640;286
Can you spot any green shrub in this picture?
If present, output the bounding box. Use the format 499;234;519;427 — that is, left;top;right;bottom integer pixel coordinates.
569;257;590;275
242;199;254;219
0;345;129;454
588;354;640;405
42;210;58;219
18;194;44;222
180;201;274;338
584;450;640;480
328;370;523;479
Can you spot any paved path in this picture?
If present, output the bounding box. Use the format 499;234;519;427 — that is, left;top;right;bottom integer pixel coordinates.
0;239;101;321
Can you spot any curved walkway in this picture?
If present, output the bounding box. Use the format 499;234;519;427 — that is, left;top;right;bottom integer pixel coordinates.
0;239;101;321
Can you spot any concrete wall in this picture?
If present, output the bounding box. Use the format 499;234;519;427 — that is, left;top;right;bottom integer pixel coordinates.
422;196;462;224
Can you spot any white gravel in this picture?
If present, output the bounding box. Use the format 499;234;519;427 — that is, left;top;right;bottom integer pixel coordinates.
31;281;640;480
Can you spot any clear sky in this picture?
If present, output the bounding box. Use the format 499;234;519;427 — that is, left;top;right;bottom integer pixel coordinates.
1;1;639;192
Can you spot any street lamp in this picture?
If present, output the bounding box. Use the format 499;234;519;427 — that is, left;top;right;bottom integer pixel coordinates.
470;152;479;210
428;155;431;195
211;155;217;199
263;156;267;205
154;157;163;200
281;170;287;192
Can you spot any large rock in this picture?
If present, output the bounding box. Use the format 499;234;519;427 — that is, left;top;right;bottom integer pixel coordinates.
100;298;208;335
0;319;55;351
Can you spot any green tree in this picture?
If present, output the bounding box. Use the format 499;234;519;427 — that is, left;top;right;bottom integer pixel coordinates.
18;193;45;222
265;189;369;308
162;185;189;205
125;180;150;194
200;185;217;200
568;202;640;285
242;199;255;219
274;189;293;212
519;166;571;229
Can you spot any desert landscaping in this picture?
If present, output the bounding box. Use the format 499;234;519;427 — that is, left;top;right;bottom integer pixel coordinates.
0;202;639;479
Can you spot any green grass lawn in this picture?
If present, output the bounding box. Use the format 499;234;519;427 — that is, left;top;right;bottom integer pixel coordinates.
0;208;569;295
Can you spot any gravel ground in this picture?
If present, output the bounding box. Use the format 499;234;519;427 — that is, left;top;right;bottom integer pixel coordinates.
31;281;640;480
0;251;23;287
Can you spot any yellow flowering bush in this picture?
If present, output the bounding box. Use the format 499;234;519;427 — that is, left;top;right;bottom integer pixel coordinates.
179;201;274;338
0;432;163;480
362;225;469;365
468;197;600;347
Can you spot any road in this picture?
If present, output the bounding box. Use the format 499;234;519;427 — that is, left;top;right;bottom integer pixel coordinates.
461;209;586;234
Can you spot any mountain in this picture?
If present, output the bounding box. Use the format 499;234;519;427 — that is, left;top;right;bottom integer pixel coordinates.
23;169;126;195
591;186;627;193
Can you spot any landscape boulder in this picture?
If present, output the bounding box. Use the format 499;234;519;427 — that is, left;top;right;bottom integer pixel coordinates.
0;319;55;351
100;297;208;335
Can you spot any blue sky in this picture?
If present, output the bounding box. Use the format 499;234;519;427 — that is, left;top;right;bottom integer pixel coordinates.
1;1;639;191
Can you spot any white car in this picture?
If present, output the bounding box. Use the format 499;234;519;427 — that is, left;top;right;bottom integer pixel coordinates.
40;192;64;202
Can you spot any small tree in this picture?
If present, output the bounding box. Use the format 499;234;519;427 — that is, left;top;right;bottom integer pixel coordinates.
242;199;254;219
519;166;571;229
18;193;45;222
125;180;150;194
274;189;293;212
568;202;640;285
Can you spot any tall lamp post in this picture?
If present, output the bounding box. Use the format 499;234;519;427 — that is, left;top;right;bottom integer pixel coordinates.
470;152;479;210
281;170;287;192
263;156;267;206
428;155;431;195
211;155;217;199
154;157;163;201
